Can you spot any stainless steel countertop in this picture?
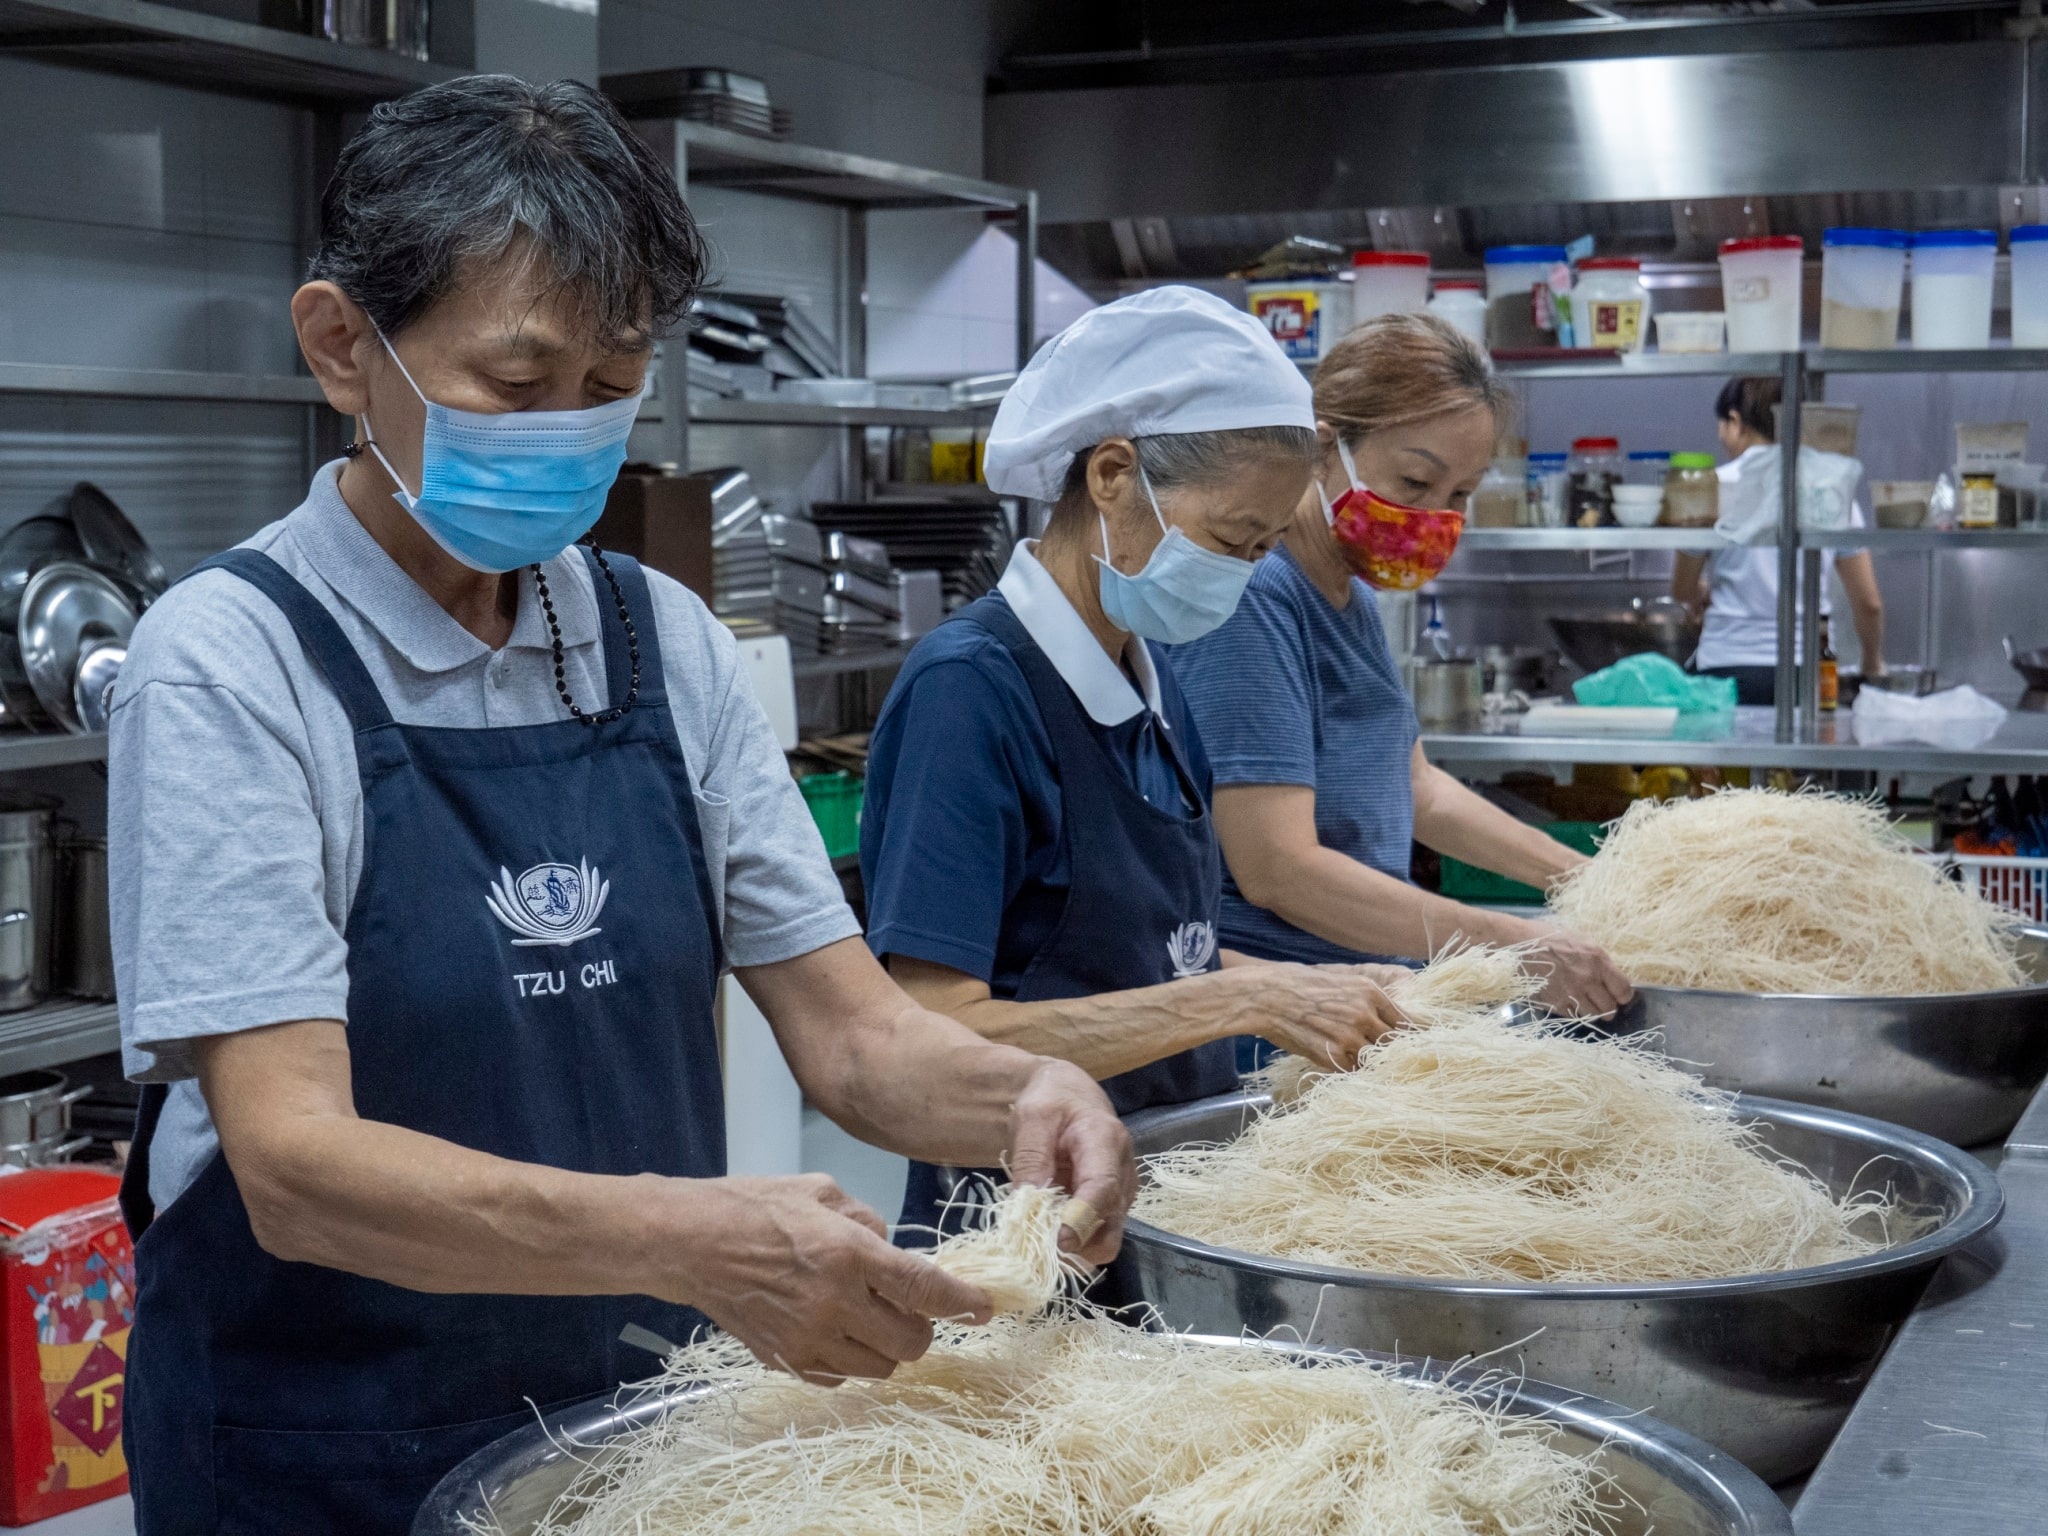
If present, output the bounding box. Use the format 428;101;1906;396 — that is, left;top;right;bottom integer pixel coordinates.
1793;1084;2048;1533
1422;704;2048;772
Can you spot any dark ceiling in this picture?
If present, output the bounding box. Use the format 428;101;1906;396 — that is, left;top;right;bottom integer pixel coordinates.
993;0;2022;89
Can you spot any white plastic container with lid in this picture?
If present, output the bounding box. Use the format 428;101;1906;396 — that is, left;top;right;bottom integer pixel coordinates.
1718;235;1804;352
1571;258;1649;351
1426;280;1487;345
1819;228;1907;349
1911;229;1998;350
1351;251;1430;323
2011;226;2048;347
1483;245;1568;349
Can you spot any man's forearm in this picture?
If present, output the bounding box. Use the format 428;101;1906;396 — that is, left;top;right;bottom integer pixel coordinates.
920;977;1247;1083
234;1109;677;1294
740;938;1066;1169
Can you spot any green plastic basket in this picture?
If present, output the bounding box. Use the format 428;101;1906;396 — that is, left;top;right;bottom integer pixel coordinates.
1439;821;1603;905
798;770;864;861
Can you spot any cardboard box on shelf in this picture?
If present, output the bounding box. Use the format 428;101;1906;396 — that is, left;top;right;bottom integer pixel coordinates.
593;468;715;605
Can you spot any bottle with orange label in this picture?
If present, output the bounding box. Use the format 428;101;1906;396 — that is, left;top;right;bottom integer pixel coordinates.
1818;616;1840;712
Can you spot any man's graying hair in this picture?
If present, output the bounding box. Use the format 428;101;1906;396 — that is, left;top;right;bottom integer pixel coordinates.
308;76;706;345
1053;427;1319;515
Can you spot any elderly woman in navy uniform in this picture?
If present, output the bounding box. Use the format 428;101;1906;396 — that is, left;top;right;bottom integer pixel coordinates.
859;288;1410;1239
108;77;1132;1535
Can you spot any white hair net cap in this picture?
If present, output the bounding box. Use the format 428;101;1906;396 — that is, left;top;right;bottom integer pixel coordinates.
982;285;1315;504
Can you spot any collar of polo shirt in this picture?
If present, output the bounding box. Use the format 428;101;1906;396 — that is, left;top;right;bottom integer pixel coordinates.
995;540;1167;728
296;462;601;672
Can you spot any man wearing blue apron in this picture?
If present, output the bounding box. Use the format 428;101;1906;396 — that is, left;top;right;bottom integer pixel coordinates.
859;289;1410;1240
108;78;1131;1535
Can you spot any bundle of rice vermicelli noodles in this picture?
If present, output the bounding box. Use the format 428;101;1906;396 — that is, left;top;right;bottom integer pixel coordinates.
1549;787;2027;996
927;1182;1076;1315
1135;951;1892;1283
503;1312;1620;1536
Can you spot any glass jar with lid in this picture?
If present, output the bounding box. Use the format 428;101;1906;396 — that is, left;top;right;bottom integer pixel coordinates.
1468;455;1527;527
1571;258;1649;352
1662;452;1720;527
1566;437;1623;526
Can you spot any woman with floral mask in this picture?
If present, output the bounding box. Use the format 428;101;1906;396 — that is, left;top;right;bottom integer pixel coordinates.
1173;312;1632;1045
862;288;1410;1241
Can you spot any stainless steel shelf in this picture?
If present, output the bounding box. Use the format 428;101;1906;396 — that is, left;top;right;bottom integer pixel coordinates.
0;999;120;1077
0;733;108;771
1459;527;1729;552
1421;704;2048;773
1805;526;2048;550
622;117;1030;213
0;361;329;405
0;0;459;104
791;649;910;681
688;397;996;429
1808;346;2048;374
1493;351;1784;381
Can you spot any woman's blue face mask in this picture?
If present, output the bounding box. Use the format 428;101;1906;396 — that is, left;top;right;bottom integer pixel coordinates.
1094;466;1255;645
360;334;641;573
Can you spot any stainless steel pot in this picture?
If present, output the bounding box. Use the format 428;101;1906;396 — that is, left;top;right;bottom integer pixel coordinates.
412;1338;1792;1536
0;1131;91;1169
1610;927;2048;1147
55;836;111;1002
1407;657;1484;729
0;1069;88;1146
0;793;57;1013
1113;1090;2001;1482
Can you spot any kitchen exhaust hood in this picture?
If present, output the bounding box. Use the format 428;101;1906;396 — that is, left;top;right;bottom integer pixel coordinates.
987;39;2048;284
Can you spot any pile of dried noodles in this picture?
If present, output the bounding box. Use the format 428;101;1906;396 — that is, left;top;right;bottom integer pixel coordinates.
501;1311;1620;1536
1135;949;1893;1283
1549;787;2027;996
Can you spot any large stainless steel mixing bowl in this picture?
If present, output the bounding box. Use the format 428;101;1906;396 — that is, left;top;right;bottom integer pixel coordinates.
1611;927;2048;1147
413;1337;1791;1536
1112;1092;2001;1483
1549;598;1701;675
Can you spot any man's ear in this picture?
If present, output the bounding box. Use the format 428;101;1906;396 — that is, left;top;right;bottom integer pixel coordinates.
293;281;376;418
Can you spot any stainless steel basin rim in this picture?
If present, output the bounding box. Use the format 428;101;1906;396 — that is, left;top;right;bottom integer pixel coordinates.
412;1335;1793;1536
1123;1091;2000;1299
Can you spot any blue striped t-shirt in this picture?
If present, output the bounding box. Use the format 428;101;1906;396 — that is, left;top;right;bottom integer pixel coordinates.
1170;544;1418;966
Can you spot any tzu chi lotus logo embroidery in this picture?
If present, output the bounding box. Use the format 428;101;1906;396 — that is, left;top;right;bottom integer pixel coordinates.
1167;920;1218;980
487;858;610;947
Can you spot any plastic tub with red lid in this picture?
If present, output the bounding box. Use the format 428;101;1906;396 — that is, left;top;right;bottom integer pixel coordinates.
1351;250;1431;324
1718;235;1805;352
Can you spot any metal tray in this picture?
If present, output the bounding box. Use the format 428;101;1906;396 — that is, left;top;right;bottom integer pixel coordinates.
1113;1091;2002;1483
413;1336;1792;1536
1612;926;2048;1146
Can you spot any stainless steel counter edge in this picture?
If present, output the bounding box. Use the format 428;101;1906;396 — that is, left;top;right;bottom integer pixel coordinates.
1422;705;2048;772
1792;1076;2048;1534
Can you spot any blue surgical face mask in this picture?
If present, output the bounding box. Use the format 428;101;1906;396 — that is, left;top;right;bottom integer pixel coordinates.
1095;467;1255;644
360;335;642;573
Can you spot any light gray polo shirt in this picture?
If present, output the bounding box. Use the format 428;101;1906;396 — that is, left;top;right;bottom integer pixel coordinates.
110;462;860;1212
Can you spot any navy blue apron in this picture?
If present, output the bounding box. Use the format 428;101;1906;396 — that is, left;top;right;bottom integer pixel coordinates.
897;594;1237;1242
118;546;727;1535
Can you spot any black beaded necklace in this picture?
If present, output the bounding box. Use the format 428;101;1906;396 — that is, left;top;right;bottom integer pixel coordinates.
532;538;639;725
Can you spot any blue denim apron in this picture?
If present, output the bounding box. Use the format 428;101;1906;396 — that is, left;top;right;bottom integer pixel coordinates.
897;594;1236;1242
118;546;726;1535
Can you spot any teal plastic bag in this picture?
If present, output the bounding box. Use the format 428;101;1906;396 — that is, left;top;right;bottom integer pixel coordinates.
1571;653;1736;714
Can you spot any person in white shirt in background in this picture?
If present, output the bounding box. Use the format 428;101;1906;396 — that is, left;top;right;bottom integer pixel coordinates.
1671;375;1886;705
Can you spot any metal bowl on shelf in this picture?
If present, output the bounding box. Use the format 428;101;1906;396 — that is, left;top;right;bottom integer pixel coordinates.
413;1336;1791;1536
1549;597;1702;675
1836;664;1937;707
1111;1090;2001;1483
1608;926;2048;1147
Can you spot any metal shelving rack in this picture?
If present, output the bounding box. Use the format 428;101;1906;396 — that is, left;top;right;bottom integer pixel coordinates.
625;119;1037;685
628;118;1037;470
0;17;452;1070
1455;345;2048;754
